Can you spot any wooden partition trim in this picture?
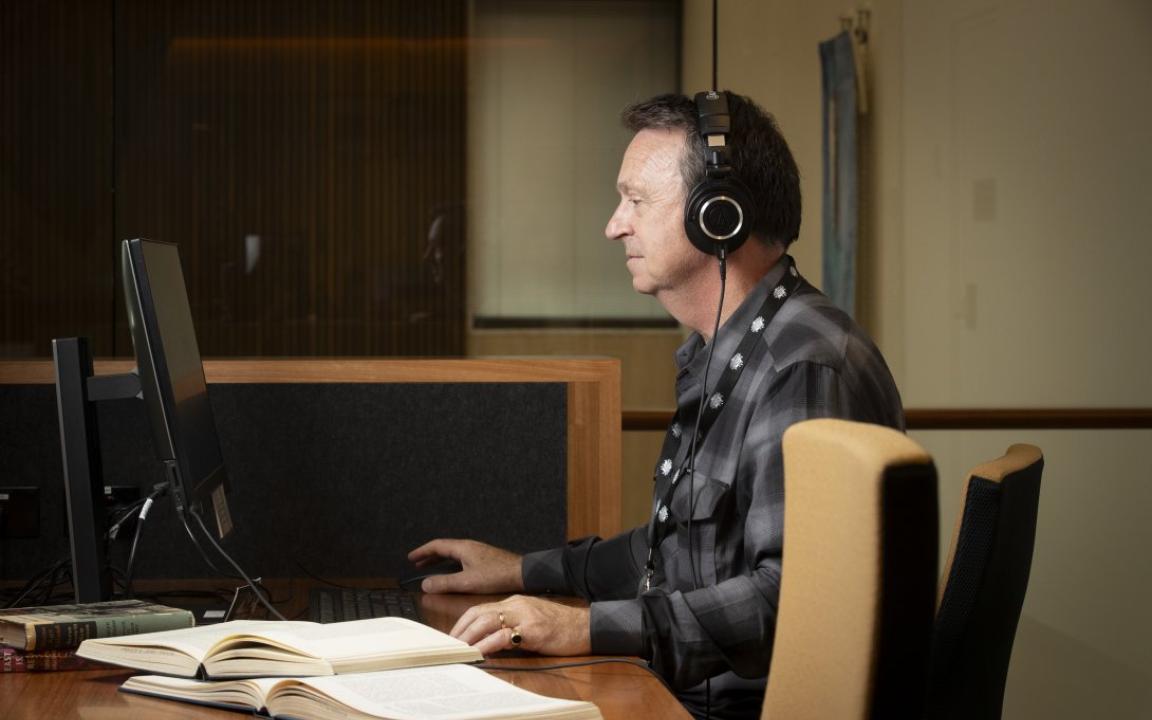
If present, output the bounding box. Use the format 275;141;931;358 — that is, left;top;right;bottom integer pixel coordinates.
622;408;1152;431
0;358;622;540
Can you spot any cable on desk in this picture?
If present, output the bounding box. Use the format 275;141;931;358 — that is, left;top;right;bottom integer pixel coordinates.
178;508;240;581
189;505;287;621
122;483;169;597
479;657;674;695
294;562;364;590
3;557;69;608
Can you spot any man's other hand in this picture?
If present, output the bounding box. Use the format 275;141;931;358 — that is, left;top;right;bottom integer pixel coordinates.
407;538;525;594
451;595;591;657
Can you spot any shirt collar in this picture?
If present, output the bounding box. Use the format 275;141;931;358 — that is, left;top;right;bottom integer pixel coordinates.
674;256;793;396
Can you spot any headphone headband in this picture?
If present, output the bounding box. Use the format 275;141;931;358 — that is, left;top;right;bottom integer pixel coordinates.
695;91;734;176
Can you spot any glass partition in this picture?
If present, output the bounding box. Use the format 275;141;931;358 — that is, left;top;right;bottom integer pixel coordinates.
0;0;681;360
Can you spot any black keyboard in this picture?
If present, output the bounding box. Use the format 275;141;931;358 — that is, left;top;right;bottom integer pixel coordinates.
309;587;422;624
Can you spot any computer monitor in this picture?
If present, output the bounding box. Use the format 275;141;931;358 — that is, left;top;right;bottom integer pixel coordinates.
53;238;233;603
121;238;233;539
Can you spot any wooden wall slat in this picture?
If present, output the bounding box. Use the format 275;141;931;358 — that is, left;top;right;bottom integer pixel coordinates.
622;409;1152;431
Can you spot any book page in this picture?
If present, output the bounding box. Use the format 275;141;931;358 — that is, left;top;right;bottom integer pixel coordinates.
83;620;313;660
271;664;600;720
121;674;285;710
83;617;480;678
220;617;475;662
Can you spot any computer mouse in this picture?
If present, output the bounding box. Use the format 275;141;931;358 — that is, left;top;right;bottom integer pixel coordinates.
399;559;464;588
420;558;465;577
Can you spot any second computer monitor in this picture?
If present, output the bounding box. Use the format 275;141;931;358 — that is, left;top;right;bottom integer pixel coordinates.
121;238;233;539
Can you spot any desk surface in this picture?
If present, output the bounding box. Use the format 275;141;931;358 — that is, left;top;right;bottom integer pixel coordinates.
0;579;689;720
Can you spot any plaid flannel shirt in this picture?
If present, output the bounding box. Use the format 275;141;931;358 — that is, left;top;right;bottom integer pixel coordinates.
522;257;904;719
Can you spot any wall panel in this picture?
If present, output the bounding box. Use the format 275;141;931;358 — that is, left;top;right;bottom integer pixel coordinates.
114;0;468;357
0;1;114;357
0;1;468;359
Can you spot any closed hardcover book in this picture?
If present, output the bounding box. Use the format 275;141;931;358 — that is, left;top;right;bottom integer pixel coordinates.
1;645;25;673
0;644;114;672
0;599;195;652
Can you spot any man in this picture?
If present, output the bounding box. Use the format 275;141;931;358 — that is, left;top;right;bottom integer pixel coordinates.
409;91;903;720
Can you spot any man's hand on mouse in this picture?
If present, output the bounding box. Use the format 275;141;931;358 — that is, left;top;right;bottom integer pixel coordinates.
408;538;525;594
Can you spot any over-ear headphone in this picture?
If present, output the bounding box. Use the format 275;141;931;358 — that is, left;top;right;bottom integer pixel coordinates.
684;91;754;257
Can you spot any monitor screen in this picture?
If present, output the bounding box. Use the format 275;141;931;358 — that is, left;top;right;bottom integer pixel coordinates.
121;238;232;539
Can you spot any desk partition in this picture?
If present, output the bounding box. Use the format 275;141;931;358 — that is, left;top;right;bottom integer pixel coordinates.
0;358;621;581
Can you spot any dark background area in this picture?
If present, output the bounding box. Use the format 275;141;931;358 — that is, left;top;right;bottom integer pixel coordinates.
0;382;566;583
0;0;467;359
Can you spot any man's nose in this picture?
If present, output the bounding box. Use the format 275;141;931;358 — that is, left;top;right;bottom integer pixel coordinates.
605;205;628;240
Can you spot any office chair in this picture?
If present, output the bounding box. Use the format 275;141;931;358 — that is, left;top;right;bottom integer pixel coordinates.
926;443;1044;720
762;419;939;720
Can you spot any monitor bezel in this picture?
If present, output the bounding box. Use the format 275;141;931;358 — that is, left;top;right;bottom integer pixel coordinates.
121;238;231;537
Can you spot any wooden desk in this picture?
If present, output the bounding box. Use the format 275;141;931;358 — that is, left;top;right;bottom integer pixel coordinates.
0;580;689;720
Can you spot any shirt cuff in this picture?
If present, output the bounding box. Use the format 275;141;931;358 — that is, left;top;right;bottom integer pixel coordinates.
522;547;568;594
590;599;645;656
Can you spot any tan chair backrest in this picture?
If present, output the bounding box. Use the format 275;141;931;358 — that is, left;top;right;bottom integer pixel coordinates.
929;443;1043;720
762;419;938;720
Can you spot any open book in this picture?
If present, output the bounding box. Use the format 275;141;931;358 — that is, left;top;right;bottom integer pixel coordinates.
76;617;482;679
121;663;602;719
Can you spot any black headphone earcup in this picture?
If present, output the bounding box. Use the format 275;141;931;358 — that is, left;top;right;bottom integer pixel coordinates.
684;178;754;256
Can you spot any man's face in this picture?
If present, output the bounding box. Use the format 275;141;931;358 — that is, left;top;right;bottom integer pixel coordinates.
605;128;707;297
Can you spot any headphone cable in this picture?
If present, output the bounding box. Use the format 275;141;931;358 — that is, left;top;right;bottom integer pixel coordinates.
688;248;726;720
711;0;719;91
685;248;728;590
706;4;722;714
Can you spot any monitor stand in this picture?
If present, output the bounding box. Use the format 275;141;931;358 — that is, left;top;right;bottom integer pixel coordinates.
52;337;141;603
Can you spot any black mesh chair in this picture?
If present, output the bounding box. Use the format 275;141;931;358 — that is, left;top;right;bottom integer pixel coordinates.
927;443;1044;720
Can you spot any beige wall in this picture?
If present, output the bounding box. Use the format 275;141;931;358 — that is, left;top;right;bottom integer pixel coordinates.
684;0;1152;717
683;0;907;358
468;0;678;320
901;3;1152;716
469;1;1152;712
467;0;684;530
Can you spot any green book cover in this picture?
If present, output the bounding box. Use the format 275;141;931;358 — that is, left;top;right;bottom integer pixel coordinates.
0;599;194;651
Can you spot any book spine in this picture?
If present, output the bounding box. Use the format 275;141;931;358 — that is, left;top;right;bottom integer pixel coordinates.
26;650;111;672
1;645;113;672
30;621;97;651
30;611;194;651
1;646;27;673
